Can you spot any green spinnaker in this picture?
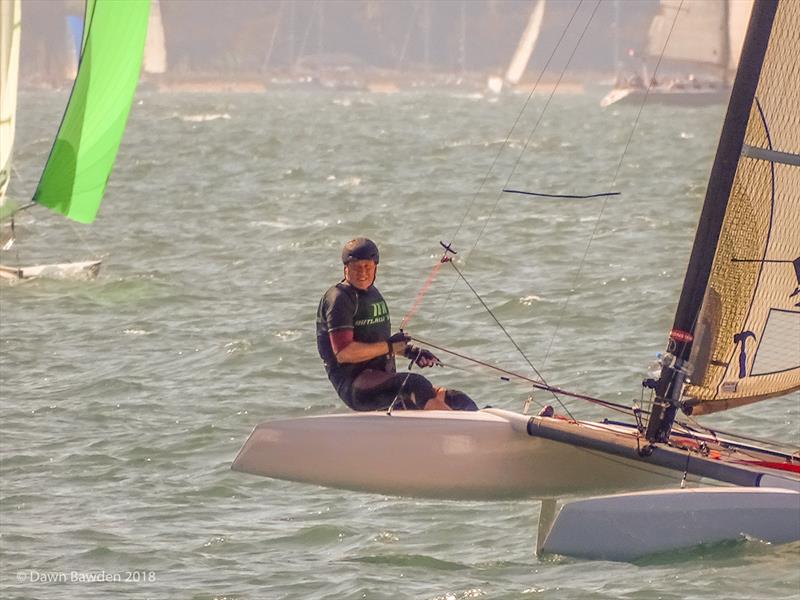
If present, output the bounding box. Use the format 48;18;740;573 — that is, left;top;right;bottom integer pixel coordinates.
32;0;150;224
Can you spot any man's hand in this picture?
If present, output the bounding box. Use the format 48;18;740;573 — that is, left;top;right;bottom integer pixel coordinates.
387;331;411;355
404;345;441;368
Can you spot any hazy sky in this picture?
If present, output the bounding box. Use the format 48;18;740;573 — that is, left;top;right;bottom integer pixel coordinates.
18;0;658;82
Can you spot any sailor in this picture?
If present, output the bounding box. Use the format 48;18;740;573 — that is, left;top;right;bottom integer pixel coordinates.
316;237;478;412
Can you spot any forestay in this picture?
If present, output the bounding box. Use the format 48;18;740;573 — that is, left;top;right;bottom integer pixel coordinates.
680;0;800;414
32;0;150;224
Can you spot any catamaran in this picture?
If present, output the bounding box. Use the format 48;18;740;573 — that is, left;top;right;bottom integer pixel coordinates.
233;0;799;560
0;0;150;281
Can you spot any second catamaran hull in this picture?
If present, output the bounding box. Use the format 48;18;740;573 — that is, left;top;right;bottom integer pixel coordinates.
540;487;800;561
232;409;686;500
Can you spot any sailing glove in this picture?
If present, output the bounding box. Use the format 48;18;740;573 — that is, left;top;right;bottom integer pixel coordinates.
387;331;411;355
388;331;411;344
404;346;441;368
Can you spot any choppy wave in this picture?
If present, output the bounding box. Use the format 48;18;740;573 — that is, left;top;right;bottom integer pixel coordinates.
2;89;797;600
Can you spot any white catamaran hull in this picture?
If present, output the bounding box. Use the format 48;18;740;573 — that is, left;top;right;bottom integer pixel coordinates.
0;259;101;281
540;487;800;561
232;409;686;500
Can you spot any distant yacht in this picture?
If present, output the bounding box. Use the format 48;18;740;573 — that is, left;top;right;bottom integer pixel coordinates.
601;0;753;108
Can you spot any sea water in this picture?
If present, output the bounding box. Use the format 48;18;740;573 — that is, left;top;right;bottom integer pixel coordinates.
1;88;798;599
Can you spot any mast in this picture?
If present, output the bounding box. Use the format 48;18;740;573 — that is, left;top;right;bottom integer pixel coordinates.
645;0;779;443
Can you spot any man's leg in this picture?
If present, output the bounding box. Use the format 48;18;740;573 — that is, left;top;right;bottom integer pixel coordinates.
351;370;437;411
444;389;479;411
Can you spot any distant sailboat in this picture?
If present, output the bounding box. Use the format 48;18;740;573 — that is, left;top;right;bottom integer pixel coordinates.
487;0;545;94
601;0;754;107
0;0;21;215
233;0;799;561
0;0;150;281
144;0;167;77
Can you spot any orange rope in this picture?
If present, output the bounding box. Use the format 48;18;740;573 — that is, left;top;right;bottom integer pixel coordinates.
400;258;449;330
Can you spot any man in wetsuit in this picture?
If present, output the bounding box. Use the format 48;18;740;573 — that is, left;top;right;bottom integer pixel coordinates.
316;237;478;412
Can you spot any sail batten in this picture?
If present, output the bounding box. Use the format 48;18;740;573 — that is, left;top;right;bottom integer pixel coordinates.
741;145;800;166
662;0;799;416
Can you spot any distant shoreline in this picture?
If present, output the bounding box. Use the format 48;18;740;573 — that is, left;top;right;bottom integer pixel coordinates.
20;68;613;94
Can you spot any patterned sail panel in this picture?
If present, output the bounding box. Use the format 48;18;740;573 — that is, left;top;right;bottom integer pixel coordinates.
685;0;800;415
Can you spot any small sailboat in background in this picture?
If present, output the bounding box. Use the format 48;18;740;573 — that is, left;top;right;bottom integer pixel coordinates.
0;0;150;281
234;0;799;561
0;0;21;231
602;0;753;107
143;0;167;78
487;0;546;94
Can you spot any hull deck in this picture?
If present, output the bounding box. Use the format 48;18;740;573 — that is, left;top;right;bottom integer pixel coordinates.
232;409;696;500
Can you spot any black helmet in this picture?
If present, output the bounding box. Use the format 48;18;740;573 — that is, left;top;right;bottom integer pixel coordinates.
341;238;380;264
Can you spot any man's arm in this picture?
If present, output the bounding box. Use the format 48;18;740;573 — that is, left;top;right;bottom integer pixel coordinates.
330;329;405;364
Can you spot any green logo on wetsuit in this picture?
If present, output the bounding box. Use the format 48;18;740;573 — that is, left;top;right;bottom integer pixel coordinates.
354;301;389;326
372;301;388;318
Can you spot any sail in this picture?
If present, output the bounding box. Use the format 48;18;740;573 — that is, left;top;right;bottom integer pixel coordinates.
728;1;756;71
0;0;21;210
32;0;150;224
504;0;545;85
646;0;748;76
144;0;167;75
669;0;800;415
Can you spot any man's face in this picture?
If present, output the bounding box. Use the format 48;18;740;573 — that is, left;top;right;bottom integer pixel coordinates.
344;259;377;290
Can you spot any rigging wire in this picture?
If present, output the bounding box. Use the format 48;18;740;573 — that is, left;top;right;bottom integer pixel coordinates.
430;1;596;320
441;1;589;252
459;0;605;269
408;333;800;461
63;211;103;260
676;412;800;453
400;253;450;330
410;334;636;416
394;1;607;417
403;0;742;438
444;259;573;416
422;1;604;412
399;2;595;412
540;0;688;371
295;0;321;62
